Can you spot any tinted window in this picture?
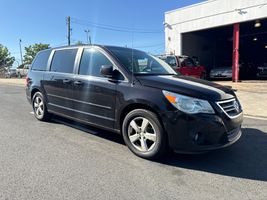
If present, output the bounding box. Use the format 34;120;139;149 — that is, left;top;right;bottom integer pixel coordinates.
50;49;77;73
31;50;51;71
79;48;112;77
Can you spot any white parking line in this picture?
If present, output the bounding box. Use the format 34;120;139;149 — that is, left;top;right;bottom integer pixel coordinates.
30;111;34;115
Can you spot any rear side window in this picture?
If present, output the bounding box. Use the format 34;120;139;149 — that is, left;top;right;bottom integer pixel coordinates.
79;48;112;77
31;50;51;71
50;49;77;73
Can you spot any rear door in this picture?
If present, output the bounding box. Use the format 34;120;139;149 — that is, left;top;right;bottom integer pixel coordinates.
72;47;117;129
43;48;78;116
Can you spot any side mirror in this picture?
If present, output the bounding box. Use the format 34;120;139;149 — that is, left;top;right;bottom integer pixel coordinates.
100;65;114;78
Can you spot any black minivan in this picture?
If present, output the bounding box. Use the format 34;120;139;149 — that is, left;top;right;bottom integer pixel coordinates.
26;45;243;159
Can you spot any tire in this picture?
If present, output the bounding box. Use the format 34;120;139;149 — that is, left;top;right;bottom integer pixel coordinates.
32;92;51;121
122;109;167;160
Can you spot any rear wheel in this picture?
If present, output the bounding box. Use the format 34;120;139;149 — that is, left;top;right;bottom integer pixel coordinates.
32;92;51;121
122;109;167;159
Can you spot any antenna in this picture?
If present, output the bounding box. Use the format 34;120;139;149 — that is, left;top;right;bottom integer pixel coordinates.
131;29;134;86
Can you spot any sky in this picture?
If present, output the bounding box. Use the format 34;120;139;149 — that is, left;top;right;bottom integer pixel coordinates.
0;0;204;66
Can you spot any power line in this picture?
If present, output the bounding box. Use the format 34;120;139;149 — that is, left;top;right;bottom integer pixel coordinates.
71;17;162;32
71;17;163;34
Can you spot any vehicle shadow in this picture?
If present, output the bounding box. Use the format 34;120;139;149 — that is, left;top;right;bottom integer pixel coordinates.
160;128;267;182
50;115;125;145
48;116;267;182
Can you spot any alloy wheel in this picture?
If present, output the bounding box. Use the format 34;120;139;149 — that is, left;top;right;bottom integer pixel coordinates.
128;117;157;152
33;96;44;119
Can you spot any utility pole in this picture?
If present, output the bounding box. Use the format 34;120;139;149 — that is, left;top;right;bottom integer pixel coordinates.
84;29;91;45
67;16;71;46
19;39;23;66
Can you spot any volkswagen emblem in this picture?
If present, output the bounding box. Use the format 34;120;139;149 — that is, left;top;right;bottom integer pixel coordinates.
233;101;240;112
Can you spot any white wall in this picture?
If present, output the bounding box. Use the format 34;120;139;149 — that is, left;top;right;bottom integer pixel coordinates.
165;0;267;54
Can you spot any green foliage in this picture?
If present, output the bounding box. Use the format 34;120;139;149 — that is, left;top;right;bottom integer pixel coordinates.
23;43;50;64
0;44;15;69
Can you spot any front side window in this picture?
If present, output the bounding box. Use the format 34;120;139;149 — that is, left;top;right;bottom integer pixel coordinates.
79;48;113;77
50;49;77;73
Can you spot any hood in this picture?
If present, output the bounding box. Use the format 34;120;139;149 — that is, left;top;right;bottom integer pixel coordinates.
136;75;235;101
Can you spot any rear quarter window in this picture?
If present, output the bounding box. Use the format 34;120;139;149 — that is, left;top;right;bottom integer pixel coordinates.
31;49;51;71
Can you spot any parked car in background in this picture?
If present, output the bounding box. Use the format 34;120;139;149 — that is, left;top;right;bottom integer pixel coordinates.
4;68;17;78
256;63;267;78
16;64;29;78
157;55;206;79
26;45;243;159
210;66;232;79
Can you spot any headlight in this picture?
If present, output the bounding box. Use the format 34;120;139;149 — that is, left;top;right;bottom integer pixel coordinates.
162;90;215;114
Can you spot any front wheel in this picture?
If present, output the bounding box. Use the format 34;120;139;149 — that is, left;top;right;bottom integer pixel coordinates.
32;92;51;121
122;109;167;159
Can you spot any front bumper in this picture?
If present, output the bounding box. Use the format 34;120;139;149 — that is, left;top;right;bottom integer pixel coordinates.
161;110;243;153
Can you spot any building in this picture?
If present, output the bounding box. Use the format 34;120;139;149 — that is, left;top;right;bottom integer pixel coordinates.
164;0;267;81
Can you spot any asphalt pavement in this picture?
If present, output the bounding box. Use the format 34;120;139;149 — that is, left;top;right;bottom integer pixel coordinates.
0;84;267;200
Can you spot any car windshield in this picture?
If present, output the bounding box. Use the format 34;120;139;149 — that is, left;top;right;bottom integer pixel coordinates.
107;47;176;75
179;57;196;67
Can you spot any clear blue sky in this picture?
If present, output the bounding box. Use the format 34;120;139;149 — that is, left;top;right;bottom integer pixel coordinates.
0;0;204;65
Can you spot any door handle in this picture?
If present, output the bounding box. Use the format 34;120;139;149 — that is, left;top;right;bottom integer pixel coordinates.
74;80;83;86
63;79;71;84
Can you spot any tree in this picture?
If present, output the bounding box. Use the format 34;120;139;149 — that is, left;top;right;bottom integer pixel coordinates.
0;44;15;72
23;43;50;64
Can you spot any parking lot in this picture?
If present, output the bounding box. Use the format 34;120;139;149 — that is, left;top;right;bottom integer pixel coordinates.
0;83;267;200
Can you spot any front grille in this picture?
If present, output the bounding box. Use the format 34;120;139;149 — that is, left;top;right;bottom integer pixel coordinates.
217;98;242;118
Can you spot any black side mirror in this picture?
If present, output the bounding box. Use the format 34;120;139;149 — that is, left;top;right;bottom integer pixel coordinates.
100;65;113;78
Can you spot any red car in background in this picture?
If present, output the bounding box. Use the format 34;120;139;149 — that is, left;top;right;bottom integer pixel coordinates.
158;55;206;79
